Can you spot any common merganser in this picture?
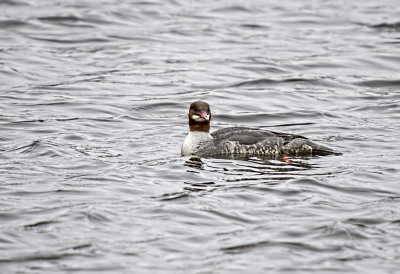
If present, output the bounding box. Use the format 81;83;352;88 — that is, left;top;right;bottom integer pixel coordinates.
181;101;338;157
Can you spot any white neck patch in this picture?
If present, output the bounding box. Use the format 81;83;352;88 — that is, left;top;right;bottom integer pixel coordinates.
181;131;212;156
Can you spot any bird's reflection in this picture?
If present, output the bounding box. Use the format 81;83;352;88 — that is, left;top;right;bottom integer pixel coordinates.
184;157;204;169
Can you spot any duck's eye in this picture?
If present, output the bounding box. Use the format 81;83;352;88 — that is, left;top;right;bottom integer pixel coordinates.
193;108;198;112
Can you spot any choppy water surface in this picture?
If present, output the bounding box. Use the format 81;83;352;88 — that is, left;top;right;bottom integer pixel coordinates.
1;0;400;273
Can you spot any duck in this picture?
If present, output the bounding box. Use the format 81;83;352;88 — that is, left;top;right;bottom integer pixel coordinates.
181;101;338;158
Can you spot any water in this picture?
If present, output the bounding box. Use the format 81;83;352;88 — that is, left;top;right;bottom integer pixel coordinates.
1;0;400;273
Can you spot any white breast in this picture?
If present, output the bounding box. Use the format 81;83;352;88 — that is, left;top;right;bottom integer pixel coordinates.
181;131;213;156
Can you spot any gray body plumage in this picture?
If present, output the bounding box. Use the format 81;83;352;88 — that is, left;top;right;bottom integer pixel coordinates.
193;127;335;157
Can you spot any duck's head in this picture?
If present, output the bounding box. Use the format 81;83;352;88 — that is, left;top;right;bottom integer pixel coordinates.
188;101;211;132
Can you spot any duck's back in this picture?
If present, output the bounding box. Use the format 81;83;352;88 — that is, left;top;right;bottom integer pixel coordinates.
196;127;335;157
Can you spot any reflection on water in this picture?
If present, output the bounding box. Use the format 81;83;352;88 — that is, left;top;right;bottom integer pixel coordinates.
1;0;400;273
184;157;205;169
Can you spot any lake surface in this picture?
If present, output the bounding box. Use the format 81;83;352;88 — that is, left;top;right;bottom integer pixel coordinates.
1;0;400;273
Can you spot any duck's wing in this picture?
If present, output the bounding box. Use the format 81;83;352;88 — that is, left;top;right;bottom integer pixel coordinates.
202;127;284;156
269;130;307;142
210;127;339;156
211;127;279;145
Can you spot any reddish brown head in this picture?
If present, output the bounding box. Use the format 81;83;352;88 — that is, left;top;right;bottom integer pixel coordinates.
188;101;211;132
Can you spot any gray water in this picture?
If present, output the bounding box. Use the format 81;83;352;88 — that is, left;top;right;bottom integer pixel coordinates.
1;0;400;273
